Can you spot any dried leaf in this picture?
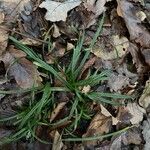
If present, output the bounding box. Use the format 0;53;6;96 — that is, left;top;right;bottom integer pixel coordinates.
110;127;142;149
117;103;145;125
83;112;112;146
53;24;61;38
139;80;150;108
142;115;150;150
0;0;31;19
129;43;148;73
108;73;129;92
117;0;150;48
39;0;81;22
84;0;106;14
81;85;91;94
20;38;42;46
100;104;119;125
126;103;145;124
50;102;67;123
92;35;129;60
1;48;42;89
0;26;8;56
52;130;63;150
136;11;146;21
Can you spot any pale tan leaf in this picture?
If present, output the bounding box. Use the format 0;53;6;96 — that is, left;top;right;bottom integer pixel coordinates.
39;0;81;22
126;103;145;124
52;131;63;150
83;112;112;146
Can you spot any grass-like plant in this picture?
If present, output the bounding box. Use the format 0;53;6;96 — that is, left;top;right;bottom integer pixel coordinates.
0;13;132;145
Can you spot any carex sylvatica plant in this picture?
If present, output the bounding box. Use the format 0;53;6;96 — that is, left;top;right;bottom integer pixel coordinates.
0;13;132;145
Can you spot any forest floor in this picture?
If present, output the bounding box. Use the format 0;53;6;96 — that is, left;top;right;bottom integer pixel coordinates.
0;0;150;149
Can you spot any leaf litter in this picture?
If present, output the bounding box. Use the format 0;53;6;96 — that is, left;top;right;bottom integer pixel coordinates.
0;0;150;149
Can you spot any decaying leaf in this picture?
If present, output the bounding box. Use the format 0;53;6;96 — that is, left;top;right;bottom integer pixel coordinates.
39;0;81;22
142;115;150;150
0;0;31;19
51;130;63;150
129;43;148;73
20;38;42;46
126;103;145;124
91;35;129;60
141;49;150;66
100;104;119;125
0;26;8;56
108;73;129;92
83;112;112;146
110;127;142;149
50;102;67;123
117;103;145;125
1;47;42;89
117;0;150;48
139;80;150;109
82;0;109;27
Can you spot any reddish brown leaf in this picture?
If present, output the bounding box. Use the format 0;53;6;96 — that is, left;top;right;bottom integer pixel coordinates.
117;0;150;48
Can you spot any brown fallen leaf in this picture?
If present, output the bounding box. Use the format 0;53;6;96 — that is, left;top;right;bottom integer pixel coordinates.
1;47;42;89
91;35;129;60
117;103;145;125
39;0;81;22
129;43;148;73
110;127;142;149
0;26;8;56
83;112;112;146
117;0;150;48
49;102;67;123
142;115;150;150
100;104;119;125
139;80;150;109
83;0;109;27
141;49;150;66
0;0;31;20
126;103;145;124
108;73;129;92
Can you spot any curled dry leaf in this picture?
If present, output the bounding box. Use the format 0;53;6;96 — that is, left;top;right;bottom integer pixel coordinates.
117;0;150;48
1;47;42;89
39;0;81;22
139;80;150;109
83;112;112;146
